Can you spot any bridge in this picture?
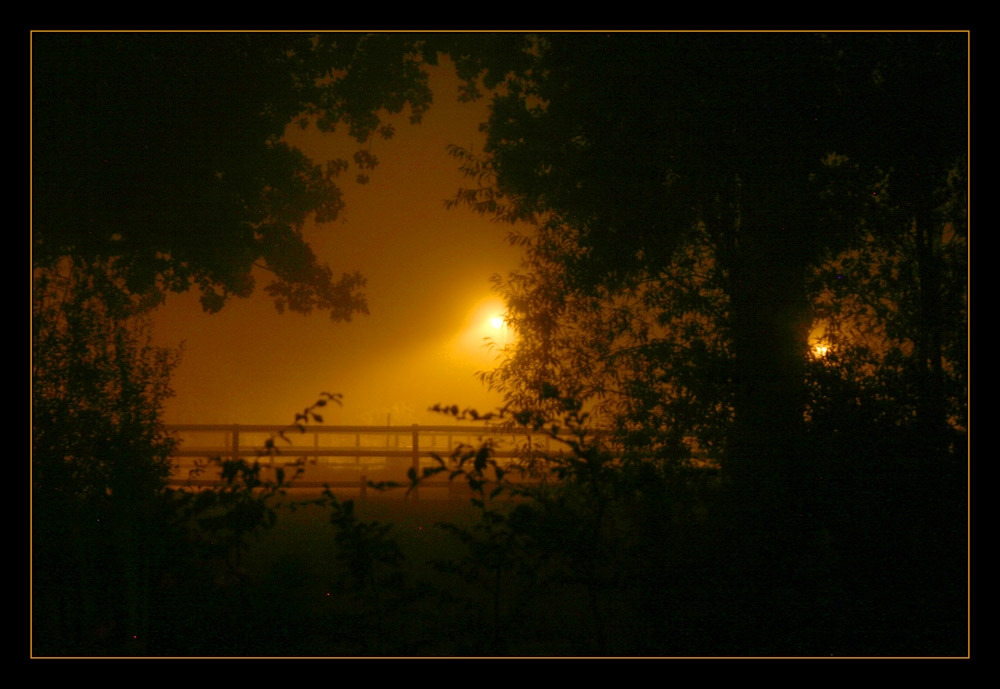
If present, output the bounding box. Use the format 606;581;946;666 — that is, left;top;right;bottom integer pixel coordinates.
166;422;590;497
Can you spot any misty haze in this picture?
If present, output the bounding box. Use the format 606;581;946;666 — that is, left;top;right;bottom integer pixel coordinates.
31;31;969;658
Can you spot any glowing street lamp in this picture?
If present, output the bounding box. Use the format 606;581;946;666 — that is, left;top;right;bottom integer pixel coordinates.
489;314;511;349
808;322;830;360
450;297;511;362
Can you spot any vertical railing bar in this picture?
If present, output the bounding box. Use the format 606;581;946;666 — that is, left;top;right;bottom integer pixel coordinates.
411;424;420;501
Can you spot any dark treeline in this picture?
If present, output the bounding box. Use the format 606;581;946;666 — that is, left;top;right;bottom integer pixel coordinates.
31;31;967;657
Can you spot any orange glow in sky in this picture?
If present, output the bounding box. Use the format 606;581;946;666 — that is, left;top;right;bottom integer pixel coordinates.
150;59;524;427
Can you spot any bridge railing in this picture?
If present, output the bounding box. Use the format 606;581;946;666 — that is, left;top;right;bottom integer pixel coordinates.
165;423;605;495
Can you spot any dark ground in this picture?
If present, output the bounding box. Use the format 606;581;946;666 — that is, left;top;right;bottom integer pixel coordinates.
33;454;968;658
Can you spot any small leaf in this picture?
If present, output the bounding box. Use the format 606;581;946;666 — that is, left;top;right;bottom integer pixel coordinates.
474;445;491;472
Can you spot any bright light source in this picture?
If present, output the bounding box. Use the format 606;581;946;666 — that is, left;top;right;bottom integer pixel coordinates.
808;322;830;360
447;297;510;364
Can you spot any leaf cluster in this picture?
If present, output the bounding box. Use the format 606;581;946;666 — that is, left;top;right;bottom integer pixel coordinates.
33;260;182;502
805;169;968;437
480;219;734;467
412;401;720;653
31;32;452;320
32;260;185;654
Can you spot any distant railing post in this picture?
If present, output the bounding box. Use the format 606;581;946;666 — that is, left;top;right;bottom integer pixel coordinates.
231;425;240;463
411;424;420;500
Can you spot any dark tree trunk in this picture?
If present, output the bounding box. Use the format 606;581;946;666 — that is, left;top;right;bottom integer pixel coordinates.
726;248;811;521
913;208;951;462
714;175;818;579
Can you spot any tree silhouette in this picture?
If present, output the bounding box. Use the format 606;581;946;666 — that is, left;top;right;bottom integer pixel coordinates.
32;260;182;654
807;33;967;464
30;31;967;657
30;31;444;656
445;32;967;535
435;33;968;654
32;32;442;319
479;217;732;469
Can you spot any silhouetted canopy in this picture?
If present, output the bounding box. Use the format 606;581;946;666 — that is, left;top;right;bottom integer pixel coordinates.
32;32;444;319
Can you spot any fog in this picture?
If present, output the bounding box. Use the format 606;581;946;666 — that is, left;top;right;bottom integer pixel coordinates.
151;59;522;426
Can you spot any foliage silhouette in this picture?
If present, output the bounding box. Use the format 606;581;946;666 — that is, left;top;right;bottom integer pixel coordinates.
171;392;345;570
31;31;967;657
29;30;470;655
477;219;733;468
440;32;967;546
409;403;730;655
32;260;183;655
319;489;411;654
32;32;447;320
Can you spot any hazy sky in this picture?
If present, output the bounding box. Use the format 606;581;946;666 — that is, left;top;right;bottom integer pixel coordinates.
151;59;525;427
